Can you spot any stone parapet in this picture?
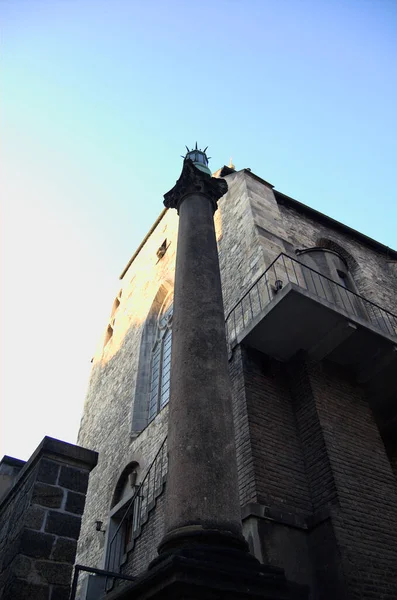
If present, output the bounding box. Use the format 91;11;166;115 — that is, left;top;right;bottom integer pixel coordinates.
0;437;98;600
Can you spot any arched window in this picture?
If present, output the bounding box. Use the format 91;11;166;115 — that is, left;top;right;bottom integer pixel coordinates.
131;282;174;434
296;245;370;322
148;294;173;423
105;462;140;577
296;246;354;291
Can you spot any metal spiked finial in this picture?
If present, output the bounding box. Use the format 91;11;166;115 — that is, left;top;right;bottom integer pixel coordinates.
183;144;211;176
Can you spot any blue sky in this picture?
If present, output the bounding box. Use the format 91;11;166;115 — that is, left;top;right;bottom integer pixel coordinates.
2;0;396;460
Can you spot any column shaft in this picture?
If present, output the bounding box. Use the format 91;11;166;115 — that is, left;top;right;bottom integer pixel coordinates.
162;191;243;548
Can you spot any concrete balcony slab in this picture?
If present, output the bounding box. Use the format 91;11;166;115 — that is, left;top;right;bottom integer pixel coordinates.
233;282;397;392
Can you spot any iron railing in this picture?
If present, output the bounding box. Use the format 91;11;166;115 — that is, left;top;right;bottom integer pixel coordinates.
225;253;397;345
69;564;136;600
106;436;168;576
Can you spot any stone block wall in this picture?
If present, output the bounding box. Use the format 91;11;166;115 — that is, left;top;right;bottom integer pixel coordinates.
217;171;268;317
277;199;397;315
76;207;178;574
0;437;97;600
74;165;397;596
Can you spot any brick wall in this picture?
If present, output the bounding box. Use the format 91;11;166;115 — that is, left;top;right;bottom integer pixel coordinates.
230;344;397;599
288;356;397;599
230;346;316;594
120;490;165;581
0;437;97;600
76;408;168;576
228;345;257;507
242;348;312;515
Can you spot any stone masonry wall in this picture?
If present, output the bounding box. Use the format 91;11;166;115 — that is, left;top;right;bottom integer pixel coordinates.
75;171;267;577
75;207;179;575
0;437;97;600
75;166;397;595
278;202;397;315
217;171;268;317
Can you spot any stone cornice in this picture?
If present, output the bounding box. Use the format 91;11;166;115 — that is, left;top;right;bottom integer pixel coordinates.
164;159;228;213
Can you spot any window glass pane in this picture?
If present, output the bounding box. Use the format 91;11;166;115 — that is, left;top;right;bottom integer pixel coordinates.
149;301;173;420
159;329;172;409
148;345;161;421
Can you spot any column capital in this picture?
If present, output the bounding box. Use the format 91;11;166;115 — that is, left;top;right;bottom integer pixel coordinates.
164;159;228;213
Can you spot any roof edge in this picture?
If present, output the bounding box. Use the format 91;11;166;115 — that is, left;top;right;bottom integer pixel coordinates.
118;169;396;280
273;188;397;259
239;168;395;259
119;208;168;280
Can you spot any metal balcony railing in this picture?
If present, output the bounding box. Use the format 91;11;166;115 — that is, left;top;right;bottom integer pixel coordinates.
69;565;136;600
106;436;168;579
225;253;397;346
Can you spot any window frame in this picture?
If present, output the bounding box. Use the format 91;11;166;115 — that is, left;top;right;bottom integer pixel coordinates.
148;295;173;423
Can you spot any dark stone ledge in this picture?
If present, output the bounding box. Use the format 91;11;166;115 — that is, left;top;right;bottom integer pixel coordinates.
0;437;98;513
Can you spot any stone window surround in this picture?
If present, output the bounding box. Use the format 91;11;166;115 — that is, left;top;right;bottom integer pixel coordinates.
296;245;358;294
104;462;141;578
131;280;174;436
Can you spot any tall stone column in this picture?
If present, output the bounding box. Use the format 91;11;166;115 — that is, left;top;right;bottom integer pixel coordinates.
116;148;306;600
159;153;246;553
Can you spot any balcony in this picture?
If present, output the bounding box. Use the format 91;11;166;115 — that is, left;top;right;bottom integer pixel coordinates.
226;253;397;394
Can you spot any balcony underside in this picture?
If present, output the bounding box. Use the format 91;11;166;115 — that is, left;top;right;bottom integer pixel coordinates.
235;283;397;400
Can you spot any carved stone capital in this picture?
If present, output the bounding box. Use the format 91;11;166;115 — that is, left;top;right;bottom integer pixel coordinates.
163;159;228;213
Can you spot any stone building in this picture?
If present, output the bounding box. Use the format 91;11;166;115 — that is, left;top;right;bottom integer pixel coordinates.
0;438;97;600
75;161;397;600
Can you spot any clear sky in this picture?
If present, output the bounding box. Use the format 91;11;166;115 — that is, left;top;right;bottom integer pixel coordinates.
2;0;396;460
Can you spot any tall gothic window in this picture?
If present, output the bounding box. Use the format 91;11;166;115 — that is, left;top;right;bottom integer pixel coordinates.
148;294;173;422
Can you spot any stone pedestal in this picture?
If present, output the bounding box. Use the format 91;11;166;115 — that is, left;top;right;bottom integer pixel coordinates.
107;545;306;600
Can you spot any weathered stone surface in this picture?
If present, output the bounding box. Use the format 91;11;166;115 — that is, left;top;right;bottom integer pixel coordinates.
52;537;77;563
37;459;59;485
161;173;244;549
65;490;85;515
34;560;73;585
51;585;71;600
164;158;227;213
25;505;46;530
0;437;97;600
32;482;64;508
19;530;55;559
75;207;179;571
5;579;49;600
58;466;89;493
45;511;81;539
11;554;32;578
